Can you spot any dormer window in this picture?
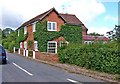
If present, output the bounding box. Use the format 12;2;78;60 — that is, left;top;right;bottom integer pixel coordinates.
47;21;57;31
24;26;27;34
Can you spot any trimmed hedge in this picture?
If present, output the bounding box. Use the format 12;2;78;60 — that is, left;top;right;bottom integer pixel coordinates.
58;42;120;74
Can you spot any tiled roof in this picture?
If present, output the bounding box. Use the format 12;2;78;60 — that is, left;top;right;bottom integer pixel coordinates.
18;8;86;29
83;35;109;41
18;8;53;29
95;36;109;41
83;35;95;41
60;13;83;25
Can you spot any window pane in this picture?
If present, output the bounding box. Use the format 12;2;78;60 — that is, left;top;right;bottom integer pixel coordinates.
48;42;57;53
48;48;55;53
48;23;51;30
48;43;56;47
53;23;55;30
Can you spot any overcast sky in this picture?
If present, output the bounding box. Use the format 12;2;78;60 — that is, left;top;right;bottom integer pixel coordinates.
0;0;119;35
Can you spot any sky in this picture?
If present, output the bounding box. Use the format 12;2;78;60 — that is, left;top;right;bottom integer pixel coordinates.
0;0;119;35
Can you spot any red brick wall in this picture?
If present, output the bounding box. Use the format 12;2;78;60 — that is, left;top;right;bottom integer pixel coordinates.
53;37;65;47
35;51;59;63
22;24;34;50
82;25;87;35
82;31;87;35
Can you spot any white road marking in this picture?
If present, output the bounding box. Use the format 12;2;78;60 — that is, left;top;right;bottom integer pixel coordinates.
12;62;33;76
67;78;78;83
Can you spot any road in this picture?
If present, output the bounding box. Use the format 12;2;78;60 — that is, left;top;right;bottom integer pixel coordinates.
1;52;104;84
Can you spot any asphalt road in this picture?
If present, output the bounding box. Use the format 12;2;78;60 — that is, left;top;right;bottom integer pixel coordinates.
1;52;104;84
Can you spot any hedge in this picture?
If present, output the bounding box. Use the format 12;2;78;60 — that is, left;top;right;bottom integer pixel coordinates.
58;42;120;74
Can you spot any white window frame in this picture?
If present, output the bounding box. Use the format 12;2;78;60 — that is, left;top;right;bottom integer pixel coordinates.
60;41;63;47
33;22;36;32
47;21;57;31
18;29;20;36
24;41;27;49
24;26;27;34
20;42;22;48
47;41;57;54
34;41;38;51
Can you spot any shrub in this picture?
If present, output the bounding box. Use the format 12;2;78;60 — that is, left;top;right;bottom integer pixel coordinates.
28;50;33;57
8;41;15;52
3;42;9;49
28;40;33;50
58;42;120;74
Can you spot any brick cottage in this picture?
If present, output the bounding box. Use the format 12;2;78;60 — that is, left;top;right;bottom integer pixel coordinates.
17;8;109;62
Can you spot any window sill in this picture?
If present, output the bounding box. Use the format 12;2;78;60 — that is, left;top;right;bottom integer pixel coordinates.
47;30;57;31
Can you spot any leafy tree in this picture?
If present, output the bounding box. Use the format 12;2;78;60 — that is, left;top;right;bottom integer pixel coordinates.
2;28;14;39
88;32;104;36
106;25;120;42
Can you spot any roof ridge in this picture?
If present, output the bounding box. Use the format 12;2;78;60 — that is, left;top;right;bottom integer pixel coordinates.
60;13;75;16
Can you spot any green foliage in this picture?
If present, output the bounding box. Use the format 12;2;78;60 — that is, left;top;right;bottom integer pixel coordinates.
88;32;104;36
8;41;15;52
17;27;28;43
34;22;82;52
60;25;82;43
2;28;14;39
34;21;60;52
58;42;120;74
28;50;33;57
28;40;33;50
3;42;9;49
2;27;28;50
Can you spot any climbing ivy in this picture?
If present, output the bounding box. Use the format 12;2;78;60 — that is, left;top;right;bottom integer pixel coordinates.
34;21;82;52
15;27;28;48
34;21;60;52
60;24;82;43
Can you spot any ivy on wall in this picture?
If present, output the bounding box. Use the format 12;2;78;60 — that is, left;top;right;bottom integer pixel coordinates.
60;24;82;43
34;21;60;52
34;21;82;52
15;27;28;48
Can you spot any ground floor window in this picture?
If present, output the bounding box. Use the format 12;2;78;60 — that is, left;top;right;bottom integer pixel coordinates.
47;41;57;53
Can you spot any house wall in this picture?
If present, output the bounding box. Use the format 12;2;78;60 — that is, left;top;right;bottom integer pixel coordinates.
82;31;87;35
82;25;87;35
26;24;34;50
44;11;64;31
35;51;59;63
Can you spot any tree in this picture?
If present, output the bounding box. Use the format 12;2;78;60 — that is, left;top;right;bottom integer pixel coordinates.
115;25;120;43
106;25;120;42
2;28;14;39
88;32;104;36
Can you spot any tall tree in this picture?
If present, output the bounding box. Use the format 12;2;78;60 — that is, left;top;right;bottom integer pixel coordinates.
2;28;14;39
